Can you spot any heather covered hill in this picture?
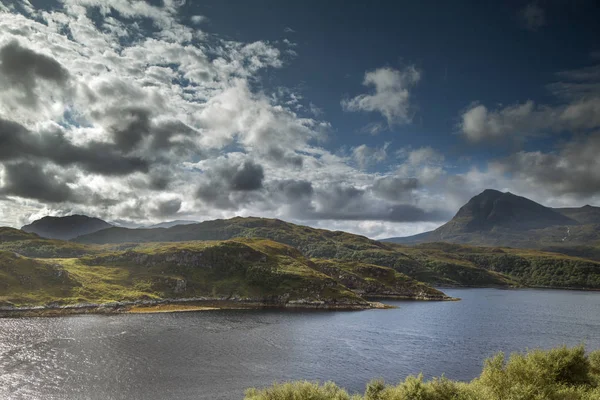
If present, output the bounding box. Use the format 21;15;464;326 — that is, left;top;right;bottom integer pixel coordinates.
395;242;600;289
0;239;451;309
73;216;515;287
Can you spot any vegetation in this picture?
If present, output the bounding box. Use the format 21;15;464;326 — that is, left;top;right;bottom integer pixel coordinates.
0;239;385;308
399;243;600;289
245;345;600;400
1;238;457;309
72;217;515;288
310;259;450;299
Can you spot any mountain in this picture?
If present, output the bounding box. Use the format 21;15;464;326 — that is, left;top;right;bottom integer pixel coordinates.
142;220;199;229
553;205;600;224
383;190;600;248
3;211;600;309
22;215;112;240
72;216;522;287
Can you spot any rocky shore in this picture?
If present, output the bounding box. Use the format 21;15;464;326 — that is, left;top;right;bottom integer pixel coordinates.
0;297;393;318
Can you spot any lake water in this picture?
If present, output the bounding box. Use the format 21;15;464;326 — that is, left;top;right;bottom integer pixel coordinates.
1;288;600;400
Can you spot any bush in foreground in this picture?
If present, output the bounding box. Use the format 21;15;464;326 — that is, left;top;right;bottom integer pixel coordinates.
245;346;600;400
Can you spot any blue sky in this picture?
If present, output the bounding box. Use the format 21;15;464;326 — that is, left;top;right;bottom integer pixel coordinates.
0;0;599;238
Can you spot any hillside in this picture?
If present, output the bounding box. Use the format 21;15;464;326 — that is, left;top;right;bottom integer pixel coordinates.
0;239;450;309
73;217;519;287
383;189;600;248
394;242;600;289
22;215;112;240
0;227;100;258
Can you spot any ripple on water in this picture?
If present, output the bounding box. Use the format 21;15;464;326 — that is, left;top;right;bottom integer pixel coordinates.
0;289;599;400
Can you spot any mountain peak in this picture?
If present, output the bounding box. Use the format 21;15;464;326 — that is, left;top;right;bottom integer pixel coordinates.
22;215;112;240
450;190;576;233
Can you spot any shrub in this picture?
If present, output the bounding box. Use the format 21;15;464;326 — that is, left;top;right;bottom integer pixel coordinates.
245;346;600;400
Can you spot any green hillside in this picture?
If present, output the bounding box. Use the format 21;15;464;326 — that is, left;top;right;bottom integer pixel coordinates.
398;242;600;289
72;217;513;287
0;238;453;309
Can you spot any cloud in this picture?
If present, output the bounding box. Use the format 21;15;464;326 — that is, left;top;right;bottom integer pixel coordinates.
195;157;266;209
305;184;449;222
0;161;76;203
370;177;418;202
460;64;600;142
518;3;546;31
352;143;389;169
0;118;149;176
403;146;445;166
490;132;600;197
151;198;182;217
342;66;421;127
190;15;207;25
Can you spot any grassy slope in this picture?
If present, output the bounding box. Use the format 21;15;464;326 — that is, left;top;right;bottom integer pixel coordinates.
246;346;600;400
310;259;450;299
0;239;393;307
73;217;514;287
396;242;600;289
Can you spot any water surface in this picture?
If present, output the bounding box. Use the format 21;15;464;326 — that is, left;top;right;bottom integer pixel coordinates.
1;288;599;399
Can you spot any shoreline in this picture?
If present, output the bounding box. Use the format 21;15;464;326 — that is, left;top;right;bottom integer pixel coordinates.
0;294;457;318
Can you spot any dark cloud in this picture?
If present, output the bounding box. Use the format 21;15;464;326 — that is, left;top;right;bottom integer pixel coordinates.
265;146;303;167
370;177;418;202
109;107;152;153
0;162;75;203
152;198;182;217
282;183;449;223
90;104;200;157
0;40;70;108
225;161;265;191
491;132;600;196
276;180;313;201
196;159;266;209
0;118;149;176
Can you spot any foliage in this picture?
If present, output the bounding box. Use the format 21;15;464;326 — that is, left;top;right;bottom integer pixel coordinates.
72;217;514;287
246;346;600;400
0;239;372;307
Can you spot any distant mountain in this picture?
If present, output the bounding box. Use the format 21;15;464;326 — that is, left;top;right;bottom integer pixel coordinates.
142;220;199;229
383;189;600;248
22;215;112;240
4;213;600;292
553;205;600;225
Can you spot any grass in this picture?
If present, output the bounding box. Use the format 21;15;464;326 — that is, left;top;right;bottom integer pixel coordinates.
245;345;600;400
0;239;373;308
311;259;450;299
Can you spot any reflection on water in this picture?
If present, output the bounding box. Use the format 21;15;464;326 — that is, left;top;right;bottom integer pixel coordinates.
1;288;600;400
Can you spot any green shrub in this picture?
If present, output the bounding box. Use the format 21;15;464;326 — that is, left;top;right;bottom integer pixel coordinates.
245;346;600;400
245;381;357;400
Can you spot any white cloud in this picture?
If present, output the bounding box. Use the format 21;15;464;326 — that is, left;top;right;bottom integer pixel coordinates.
0;1;454;237
351;143;389;169
342;66;421;127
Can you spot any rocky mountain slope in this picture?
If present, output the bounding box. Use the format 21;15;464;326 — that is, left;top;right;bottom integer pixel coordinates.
383;189;600;248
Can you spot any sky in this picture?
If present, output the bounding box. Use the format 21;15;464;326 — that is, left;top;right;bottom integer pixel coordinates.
0;0;599;238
